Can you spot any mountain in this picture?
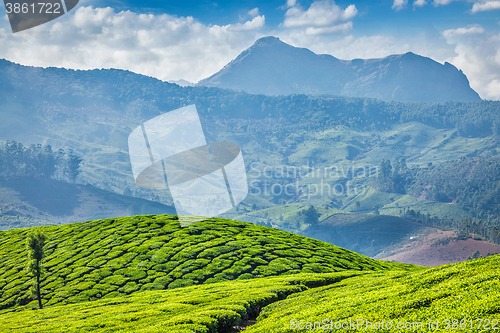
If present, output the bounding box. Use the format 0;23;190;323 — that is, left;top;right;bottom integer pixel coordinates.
198;36;481;102
1;57;500;250
0;215;410;310
167;79;193;87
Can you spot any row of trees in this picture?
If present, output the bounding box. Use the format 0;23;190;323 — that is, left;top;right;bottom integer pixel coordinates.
0;141;82;183
404;209;500;245
375;153;500;223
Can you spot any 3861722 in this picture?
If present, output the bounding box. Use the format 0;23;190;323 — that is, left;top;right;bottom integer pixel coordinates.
4;2;62;14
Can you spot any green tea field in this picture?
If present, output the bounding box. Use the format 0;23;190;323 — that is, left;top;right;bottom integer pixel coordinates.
0;215;409;310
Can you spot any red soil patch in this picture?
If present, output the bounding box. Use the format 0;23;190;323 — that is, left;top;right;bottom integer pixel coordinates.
378;230;500;266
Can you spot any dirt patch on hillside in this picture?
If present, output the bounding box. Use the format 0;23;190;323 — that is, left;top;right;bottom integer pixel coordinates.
377;230;500;266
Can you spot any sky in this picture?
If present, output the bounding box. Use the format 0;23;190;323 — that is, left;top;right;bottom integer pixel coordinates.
1;0;500;99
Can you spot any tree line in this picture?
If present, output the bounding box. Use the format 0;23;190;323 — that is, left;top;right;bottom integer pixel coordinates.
403;209;500;246
374;154;500;223
0;141;82;183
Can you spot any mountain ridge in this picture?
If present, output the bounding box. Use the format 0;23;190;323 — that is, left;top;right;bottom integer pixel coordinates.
198;36;481;102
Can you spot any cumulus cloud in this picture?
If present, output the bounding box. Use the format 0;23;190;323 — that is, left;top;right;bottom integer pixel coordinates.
229;15;265;31
248;8;260;17
443;24;485;38
282;0;357;36
471;1;500;13
283;1;357;28
443;26;500;100
305;22;353;35
432;0;455;5
392;0;408;11
391;0;408;11
413;0;427;8
0;6;266;83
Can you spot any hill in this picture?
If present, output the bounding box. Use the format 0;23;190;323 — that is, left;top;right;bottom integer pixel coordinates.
228;204;430;257
198;36;480;102
0;177;176;231
0;215;411;310
0;249;497;332
249;254;500;332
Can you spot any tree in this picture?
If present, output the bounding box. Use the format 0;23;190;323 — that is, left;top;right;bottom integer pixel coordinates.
26;231;47;309
65;150;83;183
378;159;392;179
301;206;320;225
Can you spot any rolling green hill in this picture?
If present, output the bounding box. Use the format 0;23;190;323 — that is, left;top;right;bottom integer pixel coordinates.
0;215;411;311
249;254;500;332
0;272;371;333
0;249;497;332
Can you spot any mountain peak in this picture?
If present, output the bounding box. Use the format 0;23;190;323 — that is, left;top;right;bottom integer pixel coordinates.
253;36;282;46
198;39;480;102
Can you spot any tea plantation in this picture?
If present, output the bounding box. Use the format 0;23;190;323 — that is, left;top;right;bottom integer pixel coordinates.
0;256;498;332
0;215;411;310
0;272;363;332
248;254;500;332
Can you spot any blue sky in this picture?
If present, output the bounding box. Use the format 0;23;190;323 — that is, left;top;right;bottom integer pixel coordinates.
1;0;500;99
88;0;500;34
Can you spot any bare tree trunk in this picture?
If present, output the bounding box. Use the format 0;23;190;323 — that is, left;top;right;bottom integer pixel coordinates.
36;267;42;309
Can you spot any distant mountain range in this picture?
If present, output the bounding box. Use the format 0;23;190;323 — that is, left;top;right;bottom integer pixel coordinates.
198;36;481;102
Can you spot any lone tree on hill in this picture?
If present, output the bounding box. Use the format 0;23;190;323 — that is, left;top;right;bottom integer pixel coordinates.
26;231;47;309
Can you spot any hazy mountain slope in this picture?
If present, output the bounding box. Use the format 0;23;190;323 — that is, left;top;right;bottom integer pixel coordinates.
0;57;498;233
229;204;429;257
0;178;176;230
0;215;411;310
198;36;480;102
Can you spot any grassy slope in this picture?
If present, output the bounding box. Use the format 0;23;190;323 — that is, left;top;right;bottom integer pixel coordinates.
0;256;497;332
0;215;410;310
0;272;362;333
345;187;470;220
250;255;500;332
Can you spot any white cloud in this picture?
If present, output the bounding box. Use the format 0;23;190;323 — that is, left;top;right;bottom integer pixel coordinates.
229;15;265;31
283;1;357;28
432;0;455;5
443;24;485;38
248;8;260;17
444;28;500;100
392;0;408;11
471;1;500;13
305;22;353;35
342;5;358;20
277;33;413;60
413;0;427;8
287;0;297;7
0;7;268;83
